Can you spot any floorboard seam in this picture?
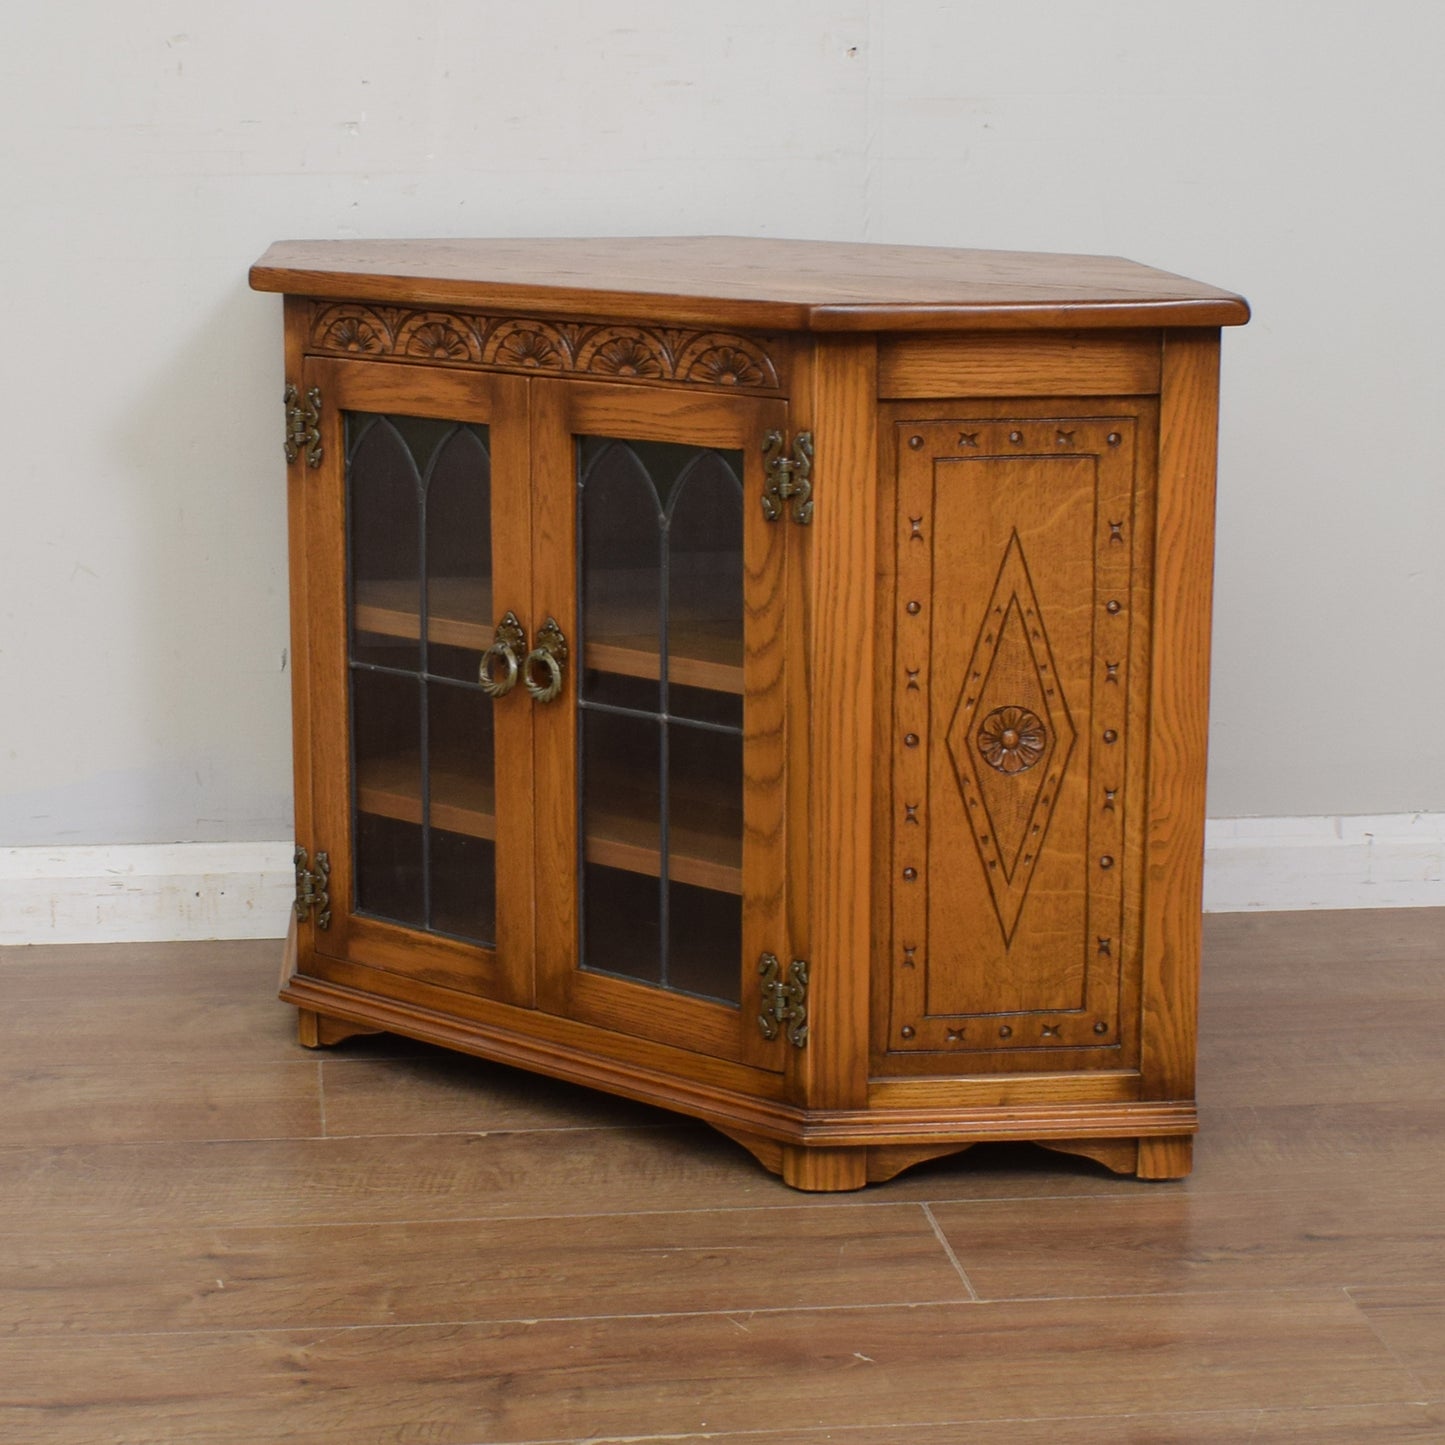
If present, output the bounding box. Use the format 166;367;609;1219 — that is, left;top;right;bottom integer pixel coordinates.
920;1202;980;1301
1342;1284;1440;1401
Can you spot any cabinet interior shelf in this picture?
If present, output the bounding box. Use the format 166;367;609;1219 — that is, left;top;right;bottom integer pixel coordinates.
354;577;744;694
357;752;742;895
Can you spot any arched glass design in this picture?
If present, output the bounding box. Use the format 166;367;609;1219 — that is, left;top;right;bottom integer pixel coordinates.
345;412;497;944
576;437;746;1005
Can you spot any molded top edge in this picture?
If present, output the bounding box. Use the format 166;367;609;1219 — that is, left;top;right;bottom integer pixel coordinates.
250;236;1250;331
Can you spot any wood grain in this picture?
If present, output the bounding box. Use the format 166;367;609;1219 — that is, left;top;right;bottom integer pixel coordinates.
0;1205;967;1337
1349;1286;1445;1396
0;1293;1411;1444
1137;330;1223;1107
885;415;1145;1064
297;358;535;1006
2;919;1443;1440
0;1060;320;1147
528;379;789;1068
799;336;878;1142
932;1186;1445;1299
254;243;1245;1186
877;329;1162;397
598;1404;1445;1444
251;236;1250;332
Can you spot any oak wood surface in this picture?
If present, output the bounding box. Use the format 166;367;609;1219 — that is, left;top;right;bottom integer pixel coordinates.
877;329;1162;397
251;236;1250;332
885;414;1147;1066
799;337;878;1135
260;245;1243;1190
528;379;789;1070
1139;331;1222;1105
298;357;535;1006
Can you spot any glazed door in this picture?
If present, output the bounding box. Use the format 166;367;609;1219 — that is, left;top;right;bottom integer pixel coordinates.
531;381;790;1068
301;358;534;1003
883;412;1154;1073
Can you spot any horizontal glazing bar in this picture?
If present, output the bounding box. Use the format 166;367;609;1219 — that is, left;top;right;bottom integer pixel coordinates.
349;659;490;693
577;697;742;737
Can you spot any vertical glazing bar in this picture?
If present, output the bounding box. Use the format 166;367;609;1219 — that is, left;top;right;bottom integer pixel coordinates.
417;438;432;931
574;444;587;963
657;485;671;991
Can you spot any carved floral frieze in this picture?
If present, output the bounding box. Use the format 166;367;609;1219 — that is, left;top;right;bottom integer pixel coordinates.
308;304;783;392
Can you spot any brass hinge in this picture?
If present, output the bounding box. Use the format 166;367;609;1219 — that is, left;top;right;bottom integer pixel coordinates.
293;846;331;929
762;429;814;524
283;383;324;468
758;953;809;1047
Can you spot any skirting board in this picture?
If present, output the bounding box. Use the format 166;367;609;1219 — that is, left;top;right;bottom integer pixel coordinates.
2;816;1442;945
1202;813;1444;913
0;843;296;946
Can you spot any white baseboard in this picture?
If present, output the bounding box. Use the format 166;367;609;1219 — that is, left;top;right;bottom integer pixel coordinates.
2;817;1442;945
1203;813;1445;912
0;843;296;946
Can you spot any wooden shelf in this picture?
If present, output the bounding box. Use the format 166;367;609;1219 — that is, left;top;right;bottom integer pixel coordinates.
356;752;741;894
353;576;743;694
354;577;492;652
357;752;497;841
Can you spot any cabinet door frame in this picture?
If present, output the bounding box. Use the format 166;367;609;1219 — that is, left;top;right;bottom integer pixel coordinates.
298;356;535;1006
529;378;792;1070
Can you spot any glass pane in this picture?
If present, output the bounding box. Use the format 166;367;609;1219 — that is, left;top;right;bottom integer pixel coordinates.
345;410;496;946
575;435;745;1006
579;439;663;710
351;668;424;929
426;424;493;682
582;864;662;987
669;881;742;1003
667;450;745;718
669;723;743;1006
349;416;421;671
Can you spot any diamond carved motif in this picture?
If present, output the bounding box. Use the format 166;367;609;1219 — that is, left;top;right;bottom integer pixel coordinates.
946;531;1076;944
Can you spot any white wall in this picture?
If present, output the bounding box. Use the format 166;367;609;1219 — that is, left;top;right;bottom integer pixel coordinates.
1;0;1441;855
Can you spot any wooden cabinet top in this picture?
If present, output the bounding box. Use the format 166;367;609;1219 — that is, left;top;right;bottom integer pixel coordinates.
250;236;1248;334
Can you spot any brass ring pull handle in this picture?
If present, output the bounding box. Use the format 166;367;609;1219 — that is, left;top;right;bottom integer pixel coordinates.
522;617;569;703
478;611;527;698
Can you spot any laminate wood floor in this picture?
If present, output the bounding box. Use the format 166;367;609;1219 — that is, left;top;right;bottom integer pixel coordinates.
1;909;1442;1442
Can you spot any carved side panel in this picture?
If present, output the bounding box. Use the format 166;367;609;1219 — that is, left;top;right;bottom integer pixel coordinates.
307;304;784;393
888;418;1145;1062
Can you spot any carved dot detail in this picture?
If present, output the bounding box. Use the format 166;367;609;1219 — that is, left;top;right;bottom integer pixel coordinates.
1094;1021;1109;1034
1107;432;1122;446
908;435;924;450
906;601;922;616
904;733;919;748
903;866;918;881
1009;431;1024;444
1103;729;1119;744
1100;855;1115;869
999;1025;1013;1038
1106;600;1122;615
901;1025;916;1040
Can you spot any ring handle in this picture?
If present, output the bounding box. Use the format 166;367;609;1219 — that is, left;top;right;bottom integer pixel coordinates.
522;617;569;703
478;612;527;698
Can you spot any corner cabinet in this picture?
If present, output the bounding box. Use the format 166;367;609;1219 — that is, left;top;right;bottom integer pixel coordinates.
251;237;1248;1190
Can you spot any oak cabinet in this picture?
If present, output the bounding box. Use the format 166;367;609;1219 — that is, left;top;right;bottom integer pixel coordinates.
251;238;1247;1190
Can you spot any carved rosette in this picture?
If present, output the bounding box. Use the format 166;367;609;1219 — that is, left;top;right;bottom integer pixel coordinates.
309;305;782;392
977;706;1047;775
